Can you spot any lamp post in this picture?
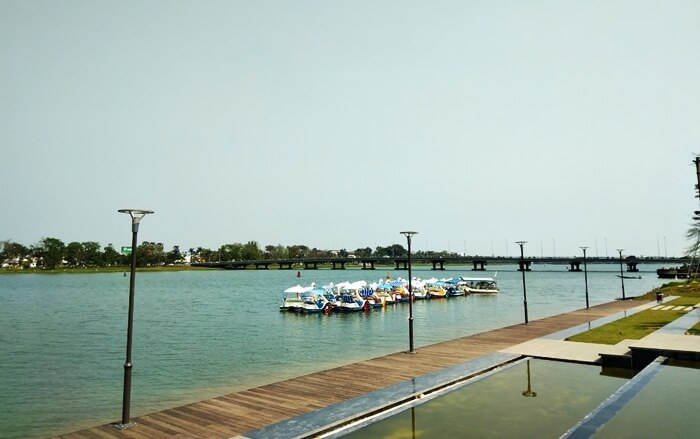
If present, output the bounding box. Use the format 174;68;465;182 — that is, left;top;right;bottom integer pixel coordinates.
401;231;418;353
617;248;626;300
115;209;154;429
580;246;589;309
515;241;528;324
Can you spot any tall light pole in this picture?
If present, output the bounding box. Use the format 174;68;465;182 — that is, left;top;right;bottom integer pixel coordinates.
515;241;528;324
115;209;154;429
617;248;626;300
401;231;418;353
580;246;589;309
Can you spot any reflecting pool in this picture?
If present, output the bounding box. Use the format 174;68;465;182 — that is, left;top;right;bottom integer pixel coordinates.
593;360;700;438
341;359;629;438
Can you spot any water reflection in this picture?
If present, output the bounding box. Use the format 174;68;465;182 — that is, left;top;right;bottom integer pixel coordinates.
342;359;628;438
521;359;537;398
410;407;416;439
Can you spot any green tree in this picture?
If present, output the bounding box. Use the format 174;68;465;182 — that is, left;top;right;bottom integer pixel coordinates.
241;241;261;260
65;241;86;267
219;243;243;261
375;244;406;258
82;241;102;266
137;241;165;266
264;244;288;259
198;247;214;262
1;240;29;267
103;243;122;266
33;237;66;269
353;247;373;257
166;245;182;264
288;245;309;259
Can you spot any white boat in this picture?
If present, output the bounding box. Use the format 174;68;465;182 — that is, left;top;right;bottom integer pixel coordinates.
336;291;368;312
424;278;448;299
358;286;384;308
411;278;428;300
389;279;411;303
335;281;371;312
280;285;313;311
298;288;333;313
372;281;396;305
459;276;499;294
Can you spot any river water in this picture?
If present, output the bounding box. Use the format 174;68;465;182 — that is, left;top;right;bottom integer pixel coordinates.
0;264;666;438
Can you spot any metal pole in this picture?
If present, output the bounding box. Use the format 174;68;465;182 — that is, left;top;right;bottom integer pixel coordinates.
581;247;589;309
694;157;700;203
120;222;139;428
617;249;626;300
407;235;414;353
401;231;417;353
516;241;528;324
115;209;152;430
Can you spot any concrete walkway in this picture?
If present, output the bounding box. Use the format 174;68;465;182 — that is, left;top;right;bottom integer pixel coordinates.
500;297;700;364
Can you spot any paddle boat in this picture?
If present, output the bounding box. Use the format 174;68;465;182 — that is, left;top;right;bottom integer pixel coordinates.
373;281;397;305
425;280;448;299
334;281;371;312
411;278;428;300
459;276;499;294
297;287;333;313
280;285;313;311
443;278;467;297
336;291;369;312
389;279;412;303
358;286;383;308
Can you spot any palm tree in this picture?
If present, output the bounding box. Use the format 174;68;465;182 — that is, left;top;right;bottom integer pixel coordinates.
685;213;700;277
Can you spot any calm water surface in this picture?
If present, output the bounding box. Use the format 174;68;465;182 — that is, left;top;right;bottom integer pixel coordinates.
342;359;629;438
0;264;664;438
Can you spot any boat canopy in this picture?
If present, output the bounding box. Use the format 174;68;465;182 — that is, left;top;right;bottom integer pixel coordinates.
284;284;312;293
459;277;496;282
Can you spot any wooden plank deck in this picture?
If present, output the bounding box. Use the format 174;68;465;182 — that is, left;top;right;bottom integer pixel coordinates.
55;300;640;439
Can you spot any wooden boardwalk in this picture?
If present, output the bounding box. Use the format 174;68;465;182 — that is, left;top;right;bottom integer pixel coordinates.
56;300;640;439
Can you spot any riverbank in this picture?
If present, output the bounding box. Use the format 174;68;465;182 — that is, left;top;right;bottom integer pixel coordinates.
56;299;643;438
0;265;210;274
0;266;668;438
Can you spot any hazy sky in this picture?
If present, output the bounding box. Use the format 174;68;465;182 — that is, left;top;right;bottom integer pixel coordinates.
3;1;700;258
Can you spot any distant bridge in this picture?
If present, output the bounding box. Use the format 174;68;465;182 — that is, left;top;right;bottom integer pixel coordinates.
192;256;687;272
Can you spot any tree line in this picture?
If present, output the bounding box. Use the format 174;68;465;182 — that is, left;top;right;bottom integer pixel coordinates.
1;238;457;270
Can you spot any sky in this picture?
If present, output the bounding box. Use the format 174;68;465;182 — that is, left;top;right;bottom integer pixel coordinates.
2;0;700;258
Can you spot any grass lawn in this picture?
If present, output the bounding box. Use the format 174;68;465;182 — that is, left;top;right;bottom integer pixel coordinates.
566;296;698;345
637;280;700;300
688;321;700;336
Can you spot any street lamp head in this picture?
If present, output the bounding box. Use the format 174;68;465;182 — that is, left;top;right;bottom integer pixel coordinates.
119;209;154;233
119;209;154;222
119;209;154;228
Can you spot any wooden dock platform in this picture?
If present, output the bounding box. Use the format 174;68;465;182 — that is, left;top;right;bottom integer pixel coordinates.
55;300;640;439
